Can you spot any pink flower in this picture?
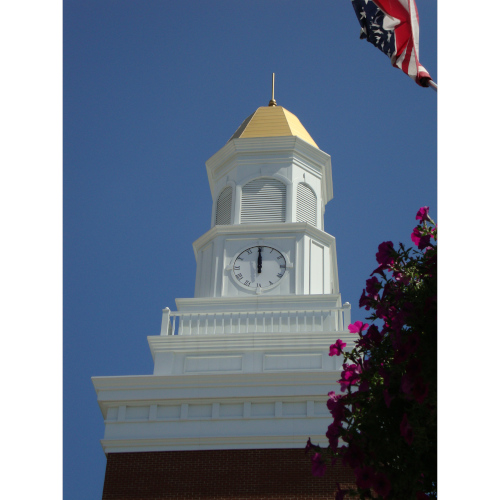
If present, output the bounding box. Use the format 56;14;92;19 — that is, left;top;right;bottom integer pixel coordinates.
370;263;387;277
372;472;391;497
348;321;369;334
359;289;372;310
411;226;423;246
375;241;395;266
416;206;431;223
365;276;380;298
326;422;341;449
354;466;375;489
367;324;382;344
329;339;347;356
338;363;362;391
400;413;414;445
311;453;327;476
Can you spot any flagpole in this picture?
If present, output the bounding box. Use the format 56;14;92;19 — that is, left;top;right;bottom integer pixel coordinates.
427;80;437;92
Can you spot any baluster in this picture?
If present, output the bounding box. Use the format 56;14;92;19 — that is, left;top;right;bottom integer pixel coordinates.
188;315;192;336
312;311;316;332
279;312;282;333
295;312;298;332
246;312;249;334
270;312;273;333
230;313;233;334
179;315;183;335
238;313;241;334
254;312;258;332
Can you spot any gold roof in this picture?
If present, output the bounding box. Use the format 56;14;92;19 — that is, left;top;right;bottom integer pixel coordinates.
228;106;318;148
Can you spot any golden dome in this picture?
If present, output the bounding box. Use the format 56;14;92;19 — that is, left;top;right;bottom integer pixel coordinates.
228;106;318;148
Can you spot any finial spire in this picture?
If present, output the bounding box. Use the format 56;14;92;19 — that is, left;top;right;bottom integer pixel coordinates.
268;73;277;107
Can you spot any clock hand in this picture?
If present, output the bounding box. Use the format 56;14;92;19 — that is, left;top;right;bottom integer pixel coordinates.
257;247;262;274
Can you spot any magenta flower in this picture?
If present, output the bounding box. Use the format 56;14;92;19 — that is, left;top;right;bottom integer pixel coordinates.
370;263;387;277
372;472;391;497
329;339;347;356
326;422;341;449
354;466;375;489
375;241;395;266
343;445;364;469
359;289;372;310
311;452;327;477
367;324;382;344
348;321;369;334
411;226;423;246
365;276;380;298
400;413;414;445
416;206;431;223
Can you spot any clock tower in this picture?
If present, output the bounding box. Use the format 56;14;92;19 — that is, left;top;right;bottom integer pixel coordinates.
93;97;356;499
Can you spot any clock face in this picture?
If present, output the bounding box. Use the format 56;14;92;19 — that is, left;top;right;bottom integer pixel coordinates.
232;246;286;289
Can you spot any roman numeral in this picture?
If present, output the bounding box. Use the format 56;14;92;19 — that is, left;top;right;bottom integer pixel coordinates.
234;266;240;270
277;273;283;278
236;257;243;261
269;281;273;285
244;280;251;286
235;273;243;280
256;283;262;288
277;255;284;260
280;264;286;269
246;249;252;255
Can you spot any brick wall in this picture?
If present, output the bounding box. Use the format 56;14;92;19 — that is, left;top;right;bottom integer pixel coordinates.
101;448;356;500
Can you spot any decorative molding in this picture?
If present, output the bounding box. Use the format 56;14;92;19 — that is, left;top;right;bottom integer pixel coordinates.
100;433;331;454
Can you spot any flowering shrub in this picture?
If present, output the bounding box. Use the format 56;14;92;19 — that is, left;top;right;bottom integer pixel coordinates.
306;208;437;499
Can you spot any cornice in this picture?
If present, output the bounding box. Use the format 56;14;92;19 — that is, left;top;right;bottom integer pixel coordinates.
100;434;330;454
147;331;355;355
192;222;335;255
92;369;342;393
175;293;343;310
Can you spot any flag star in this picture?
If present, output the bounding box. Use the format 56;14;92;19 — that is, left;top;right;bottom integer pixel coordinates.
360;9;366;20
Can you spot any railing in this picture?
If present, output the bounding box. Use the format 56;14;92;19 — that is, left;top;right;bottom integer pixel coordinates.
160;305;351;336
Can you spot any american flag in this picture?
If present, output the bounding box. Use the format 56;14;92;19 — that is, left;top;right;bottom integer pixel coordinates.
351;0;432;87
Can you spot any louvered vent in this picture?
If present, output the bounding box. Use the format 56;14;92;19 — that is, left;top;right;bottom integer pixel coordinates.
241;178;286;224
296;183;317;227
215;186;232;225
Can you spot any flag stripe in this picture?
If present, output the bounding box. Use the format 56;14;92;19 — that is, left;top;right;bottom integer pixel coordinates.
351;0;431;86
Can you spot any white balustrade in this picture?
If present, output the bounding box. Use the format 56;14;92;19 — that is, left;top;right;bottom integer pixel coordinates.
160;305;351;336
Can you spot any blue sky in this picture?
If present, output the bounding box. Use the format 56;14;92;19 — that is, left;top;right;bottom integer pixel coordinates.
62;2;436;498
9;1;500;499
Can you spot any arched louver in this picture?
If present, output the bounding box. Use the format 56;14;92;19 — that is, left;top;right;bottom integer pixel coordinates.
296;183;317;227
241;178;286;224
215;186;232;225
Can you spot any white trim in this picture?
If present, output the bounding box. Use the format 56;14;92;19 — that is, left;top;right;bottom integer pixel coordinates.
100;433;331;454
